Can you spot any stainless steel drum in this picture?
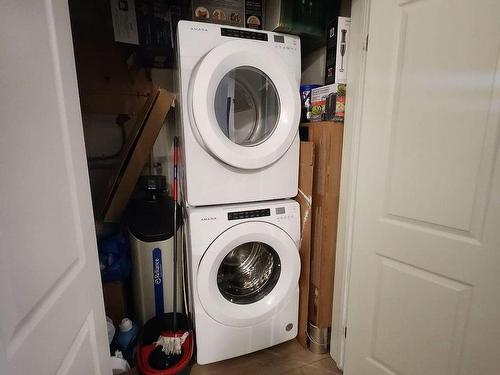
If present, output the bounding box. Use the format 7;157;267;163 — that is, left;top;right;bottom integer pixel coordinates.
217;241;281;304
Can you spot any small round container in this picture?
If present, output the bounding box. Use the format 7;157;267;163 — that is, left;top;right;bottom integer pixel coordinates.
307;322;331;354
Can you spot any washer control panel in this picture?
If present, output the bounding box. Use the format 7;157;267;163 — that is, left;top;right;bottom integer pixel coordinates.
228;208;270;220
221;27;268;41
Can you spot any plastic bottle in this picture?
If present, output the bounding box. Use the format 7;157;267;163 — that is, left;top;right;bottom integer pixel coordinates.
106;317;116;344
113;318;139;363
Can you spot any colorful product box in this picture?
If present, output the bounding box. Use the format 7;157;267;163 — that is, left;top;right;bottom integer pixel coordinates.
325;16;351;85
310;84;336;122
192;0;263;29
310;83;345;122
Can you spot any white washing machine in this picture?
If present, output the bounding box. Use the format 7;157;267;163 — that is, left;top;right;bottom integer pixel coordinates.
185;199;301;364
176;21;301;206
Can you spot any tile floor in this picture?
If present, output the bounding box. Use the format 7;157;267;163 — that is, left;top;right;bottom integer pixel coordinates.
190;339;342;375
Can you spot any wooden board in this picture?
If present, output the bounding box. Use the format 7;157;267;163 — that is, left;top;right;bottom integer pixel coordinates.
300;121;344;328
100;88;175;222
295;141;315;348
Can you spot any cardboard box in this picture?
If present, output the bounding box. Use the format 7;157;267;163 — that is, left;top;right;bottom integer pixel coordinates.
310;84;337;122
295;141;315;348
330;84;346;122
192;0;263;29
244;0;264;29
110;0;140;45
100;88;175;222
300;122;344;329
310;83;346;122
325;17;351;85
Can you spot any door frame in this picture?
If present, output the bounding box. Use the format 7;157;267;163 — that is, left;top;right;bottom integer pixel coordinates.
330;0;371;369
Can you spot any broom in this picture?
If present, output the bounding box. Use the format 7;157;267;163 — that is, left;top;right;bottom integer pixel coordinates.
153;136;189;357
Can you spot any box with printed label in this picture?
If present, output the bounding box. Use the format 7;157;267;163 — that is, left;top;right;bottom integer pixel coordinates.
310;84;337;122
192;0;263;29
325;16;351;85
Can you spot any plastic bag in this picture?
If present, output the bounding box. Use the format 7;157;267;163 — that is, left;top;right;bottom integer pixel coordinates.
98;232;131;283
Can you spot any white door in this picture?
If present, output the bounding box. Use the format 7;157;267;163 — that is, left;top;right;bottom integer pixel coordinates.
344;0;500;374
0;1;110;374
197;222;300;327
190;40;300;169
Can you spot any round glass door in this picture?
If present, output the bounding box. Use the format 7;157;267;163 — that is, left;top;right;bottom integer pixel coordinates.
214;67;280;146
197;221;300;326
189;40;301;169
217;241;281;304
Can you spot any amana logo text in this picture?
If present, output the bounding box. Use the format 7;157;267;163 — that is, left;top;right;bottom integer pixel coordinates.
201;216;217;221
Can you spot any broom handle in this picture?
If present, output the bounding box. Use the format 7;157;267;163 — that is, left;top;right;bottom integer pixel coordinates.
172;136;179;332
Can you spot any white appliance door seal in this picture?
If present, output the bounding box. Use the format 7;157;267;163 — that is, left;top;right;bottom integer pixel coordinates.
197;221;300;327
189;40;300;170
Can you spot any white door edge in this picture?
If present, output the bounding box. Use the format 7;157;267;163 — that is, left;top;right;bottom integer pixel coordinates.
330;0;371;369
337;1;500;373
0;0;110;373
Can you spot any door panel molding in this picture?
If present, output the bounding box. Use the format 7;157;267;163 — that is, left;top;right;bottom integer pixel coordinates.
55;312;102;375
383;3;500;238
369;256;472;375
6;260;83;359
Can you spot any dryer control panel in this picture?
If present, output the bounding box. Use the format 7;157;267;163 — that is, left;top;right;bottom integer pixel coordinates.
221;27;268;41
227;206;292;221
228;208;270;220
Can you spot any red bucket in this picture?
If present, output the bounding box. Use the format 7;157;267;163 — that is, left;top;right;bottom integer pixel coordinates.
137;313;193;375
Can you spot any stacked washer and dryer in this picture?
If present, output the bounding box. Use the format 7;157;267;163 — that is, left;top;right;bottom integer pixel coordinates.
176;20;302;364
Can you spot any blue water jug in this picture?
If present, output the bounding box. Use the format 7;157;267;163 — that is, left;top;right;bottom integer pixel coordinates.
113;318;139;363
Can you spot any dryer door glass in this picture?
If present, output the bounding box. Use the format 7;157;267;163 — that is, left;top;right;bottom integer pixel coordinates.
214;67;280;146
217;241;281;304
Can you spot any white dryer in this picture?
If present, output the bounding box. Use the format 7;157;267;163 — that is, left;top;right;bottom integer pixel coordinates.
176;21;301;206
185;200;301;364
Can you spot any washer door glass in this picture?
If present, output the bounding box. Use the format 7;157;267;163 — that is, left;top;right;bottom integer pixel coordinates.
214;67;280;146
197;221;300;326
217;241;281;304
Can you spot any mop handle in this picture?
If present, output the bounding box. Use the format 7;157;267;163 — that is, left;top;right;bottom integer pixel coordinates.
172;137;179;332
173;138;178;202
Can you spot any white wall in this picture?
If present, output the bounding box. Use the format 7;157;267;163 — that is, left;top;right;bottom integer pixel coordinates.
301;46;326;85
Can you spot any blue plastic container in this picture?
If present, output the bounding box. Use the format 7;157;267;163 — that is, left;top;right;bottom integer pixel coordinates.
113;318;139;364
